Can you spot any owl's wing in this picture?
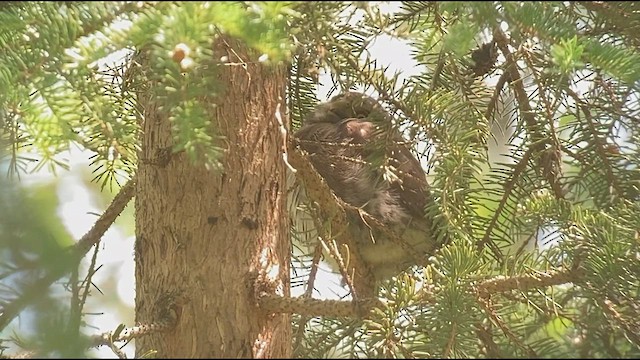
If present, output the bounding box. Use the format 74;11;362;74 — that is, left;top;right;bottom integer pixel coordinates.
341;112;431;222
387;143;430;220
335;117;430;222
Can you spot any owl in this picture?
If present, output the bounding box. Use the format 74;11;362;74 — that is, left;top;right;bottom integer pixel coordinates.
292;92;439;294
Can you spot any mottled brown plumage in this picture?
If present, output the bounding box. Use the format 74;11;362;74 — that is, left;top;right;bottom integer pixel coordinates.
294;92;437;282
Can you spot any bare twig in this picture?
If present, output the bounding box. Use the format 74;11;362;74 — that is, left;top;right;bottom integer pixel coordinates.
304;243;323;299
89;289;182;357
476;322;502;358
442;321;457;357
257;293;383;318
484;70;510;121
306;201;360;300
90;321;176;348
0;176;137;331
322;239;359;300
599;298;640;349
69;240;102;351
80;243;102;318
293;242;324;352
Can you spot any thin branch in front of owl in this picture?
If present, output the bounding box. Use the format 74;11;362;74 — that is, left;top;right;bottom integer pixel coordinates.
309;205;359;300
293;242;324;353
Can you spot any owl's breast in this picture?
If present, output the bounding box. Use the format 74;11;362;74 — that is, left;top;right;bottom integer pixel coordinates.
349;217;435;281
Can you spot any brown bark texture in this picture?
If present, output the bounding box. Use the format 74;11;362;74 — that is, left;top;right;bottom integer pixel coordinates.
134;37;291;358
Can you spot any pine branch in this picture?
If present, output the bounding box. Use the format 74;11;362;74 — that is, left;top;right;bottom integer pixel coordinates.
260;268;582;319
563;87;624;196
520;49;565;199
579;2;640;49
493;27;546;152
474;268;585;357
477;147;533;261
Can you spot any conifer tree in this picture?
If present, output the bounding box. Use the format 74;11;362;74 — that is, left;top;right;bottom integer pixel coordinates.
0;1;639;358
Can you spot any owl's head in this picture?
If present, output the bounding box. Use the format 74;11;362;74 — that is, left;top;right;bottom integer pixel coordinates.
304;92;388;124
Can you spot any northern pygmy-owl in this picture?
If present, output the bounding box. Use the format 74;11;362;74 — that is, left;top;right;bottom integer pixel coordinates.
293;92;439;286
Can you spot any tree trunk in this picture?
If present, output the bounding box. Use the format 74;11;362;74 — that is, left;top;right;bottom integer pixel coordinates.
134;37;290;358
